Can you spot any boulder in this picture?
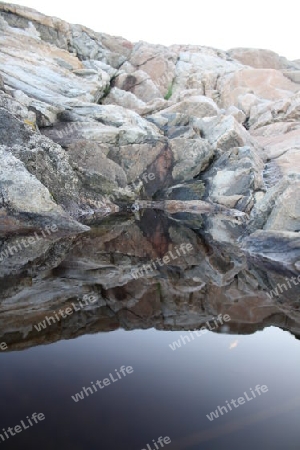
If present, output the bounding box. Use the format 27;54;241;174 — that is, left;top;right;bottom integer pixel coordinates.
157;95;220;119
219;68;299;108
228;48;291;70
226;105;246;124
249;92;300;130
169;138;214;182
0;15;110;107
202;146;264;213
170;46;241;100
128;41;178;96
264;179;300;232
0;147;87;233
282;70;300;84
195;115;256;151
65;140;128;196
114;70;163;102
102;87;146;112
242;230;300;274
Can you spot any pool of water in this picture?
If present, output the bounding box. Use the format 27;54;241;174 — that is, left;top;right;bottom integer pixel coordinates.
1;214;300;449
1;325;300;450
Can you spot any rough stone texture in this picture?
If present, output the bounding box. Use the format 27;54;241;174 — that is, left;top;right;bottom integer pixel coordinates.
128;41;178;97
249;92;300;130
263;180;300;232
248;93;300;185
228;48;300;71
0;106;121;222
169;138;214;182
238;93;260;117
169;45;241;102
202;146;264;213
219;68;299;109
242;230;300;274
0;147;87;232
283;70;300;84
226;105;246;124
113;70;163;102
102;86;146;112
157;95;220;119
195;115;256;151
65;141;128;195
0;18;109;107
0;1;299;263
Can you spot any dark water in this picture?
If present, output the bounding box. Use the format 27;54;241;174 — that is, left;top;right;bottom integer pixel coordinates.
1;213;300;449
1;327;300;449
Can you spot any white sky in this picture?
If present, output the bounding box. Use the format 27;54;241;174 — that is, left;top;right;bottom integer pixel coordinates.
7;0;300;61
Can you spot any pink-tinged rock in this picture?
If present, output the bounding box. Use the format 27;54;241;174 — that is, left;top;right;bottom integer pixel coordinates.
129;41;177;97
228;48;288;70
219;68;299;108
252;121;300;164
158;95;219;119
114;70;163;102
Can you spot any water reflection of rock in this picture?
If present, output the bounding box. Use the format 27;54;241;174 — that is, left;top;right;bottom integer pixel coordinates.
0;212;299;351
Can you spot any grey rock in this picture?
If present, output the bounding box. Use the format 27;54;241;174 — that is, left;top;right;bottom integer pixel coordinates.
242;230;300;274
202;146;264;213
0;1;299;255
195;115;256;151
0;147;87;232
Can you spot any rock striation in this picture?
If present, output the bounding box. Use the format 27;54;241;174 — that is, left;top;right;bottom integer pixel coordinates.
0;3;299;291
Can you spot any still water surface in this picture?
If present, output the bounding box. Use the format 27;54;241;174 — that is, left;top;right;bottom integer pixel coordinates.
1;214;300;449
1;326;300;449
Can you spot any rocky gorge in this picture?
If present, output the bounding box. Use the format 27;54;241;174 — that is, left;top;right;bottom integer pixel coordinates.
0;2;300;350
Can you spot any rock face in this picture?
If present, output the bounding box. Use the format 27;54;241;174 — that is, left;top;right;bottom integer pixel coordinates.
228;48;300;71
0;147;88;233
0;2;299;267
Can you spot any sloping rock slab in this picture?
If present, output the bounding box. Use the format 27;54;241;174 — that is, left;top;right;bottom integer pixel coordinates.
242;230;300;274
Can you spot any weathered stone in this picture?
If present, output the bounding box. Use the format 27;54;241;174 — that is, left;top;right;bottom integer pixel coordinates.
264;179;300;232
226;105;246;124
228;48;290;70
65;140;128;195
42;103;161;147
0;1;299;260
114;70;162;102
219;68;299;108
195;115;256;151
0;147;87;232
169;138;214;182
0;90;36;126
156;181;205;201
252;121;300;168
242;230;300;273
0;15;109;107
202;146;264;213
170;47;241;101
157;95;220;119
238;93;260;117
102;87;146;112
283;70;300;84
249;92;300;131
129;41;177;96
107;140;169;195
248;175;296;231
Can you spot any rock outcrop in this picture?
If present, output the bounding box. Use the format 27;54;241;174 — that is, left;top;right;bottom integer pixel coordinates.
0;2;299;274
